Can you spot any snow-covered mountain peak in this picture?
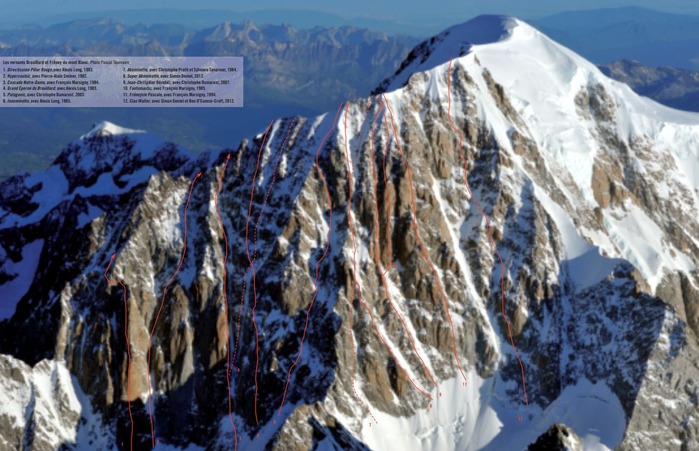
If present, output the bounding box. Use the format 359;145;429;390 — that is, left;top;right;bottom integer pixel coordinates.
376;13;699;293
447;15;520;44
79;120;145;140
53;124;159;191
52;120;193;186
373;15;523;94
0;121;194;232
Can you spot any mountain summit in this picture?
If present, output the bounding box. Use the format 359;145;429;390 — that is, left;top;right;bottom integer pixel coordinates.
373;15;520;93
1;15;698;450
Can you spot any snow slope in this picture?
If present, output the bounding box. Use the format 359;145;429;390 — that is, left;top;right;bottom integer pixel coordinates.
381;15;698;291
336;373;625;451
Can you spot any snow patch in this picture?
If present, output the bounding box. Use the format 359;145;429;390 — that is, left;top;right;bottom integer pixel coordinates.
604;202;695;290
80;121;146;140
333;372;625;451
533;185;622;289
77;202;104;228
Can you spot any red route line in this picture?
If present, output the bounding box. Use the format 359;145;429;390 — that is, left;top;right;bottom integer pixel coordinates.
360;100;437;400
213;153;239;449
231;267;248;368
253;118;297;253
277;103;344;417
445;58;529;405
372;100;437;387
244;118;295;425
104;255;134;451
342;100;378;425
381;93;469;385
381;113;393;270
231;123;274;373
242;122;273;425
146;172;202;448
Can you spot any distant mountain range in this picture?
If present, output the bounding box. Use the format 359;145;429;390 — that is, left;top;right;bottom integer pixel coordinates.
598;59;699;112
1;12;699;181
0;18;417;111
0;20;419;179
3;5;698;67
530;6;699;70
0;8;445;37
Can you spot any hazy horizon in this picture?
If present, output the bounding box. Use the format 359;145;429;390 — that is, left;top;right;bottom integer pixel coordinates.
2;1;699;34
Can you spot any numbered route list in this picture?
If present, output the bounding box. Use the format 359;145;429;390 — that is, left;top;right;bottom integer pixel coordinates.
1;57;243;107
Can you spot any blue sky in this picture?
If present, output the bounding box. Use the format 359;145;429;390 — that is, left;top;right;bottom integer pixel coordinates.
4;0;699;23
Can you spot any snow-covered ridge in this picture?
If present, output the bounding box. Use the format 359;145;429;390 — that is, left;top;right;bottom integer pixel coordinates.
79;120;146;140
379;12;699;291
0;120;194;232
373;15;518;95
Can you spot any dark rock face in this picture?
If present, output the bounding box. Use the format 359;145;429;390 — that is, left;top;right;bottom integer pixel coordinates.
528;423;582;450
